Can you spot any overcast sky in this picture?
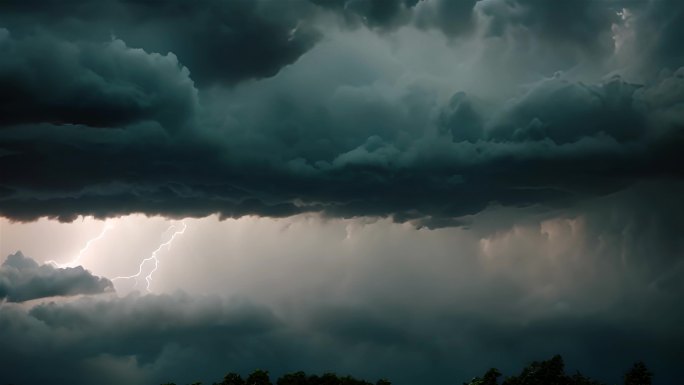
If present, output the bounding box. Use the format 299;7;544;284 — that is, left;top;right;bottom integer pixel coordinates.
1;1;683;384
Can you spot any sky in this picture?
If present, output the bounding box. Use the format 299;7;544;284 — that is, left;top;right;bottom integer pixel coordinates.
0;1;683;384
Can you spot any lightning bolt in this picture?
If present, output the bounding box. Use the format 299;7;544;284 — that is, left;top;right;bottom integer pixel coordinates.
46;221;113;268
112;221;187;292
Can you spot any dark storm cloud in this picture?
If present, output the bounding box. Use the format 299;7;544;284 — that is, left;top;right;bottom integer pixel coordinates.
0;258;682;385
0;0;319;85
476;0;617;45
0;29;197;129
0;294;285;385
0;182;682;385
621;0;684;73
486;75;645;143
0;251;113;302
312;0;479;36
414;0;478;36
0;0;683;225
2;67;682;224
311;0;420;30
471;0;622;76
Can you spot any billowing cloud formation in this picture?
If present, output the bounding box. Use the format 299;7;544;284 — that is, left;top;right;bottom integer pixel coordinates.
0;30;197;129
1;2;682;384
312;0;421;30
0;294;283;385
1;192;683;385
0;0;682;226
0;0;319;85
0;252;113;302
476;0;616;47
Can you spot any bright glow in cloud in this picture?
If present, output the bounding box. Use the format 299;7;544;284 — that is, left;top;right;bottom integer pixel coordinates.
45;222;114;268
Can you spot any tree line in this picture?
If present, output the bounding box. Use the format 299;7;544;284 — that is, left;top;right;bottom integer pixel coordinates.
161;354;653;385
464;355;652;385
161;370;390;385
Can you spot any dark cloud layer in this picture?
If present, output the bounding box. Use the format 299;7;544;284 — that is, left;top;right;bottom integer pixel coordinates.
477;0;617;46
0;179;682;385
0;252;113;302
1;2;682;385
0;0;682;226
0;246;681;385
312;0;421;30
0;30;197;129
1;65;682;225
0;0;319;86
627;0;684;72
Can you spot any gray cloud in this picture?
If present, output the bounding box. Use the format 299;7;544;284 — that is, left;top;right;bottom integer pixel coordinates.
0;180;682;385
476;0;617;45
414;0;478;36
312;0;421;30
0;0;682;227
0;29;197;129
0;0;319;86
0;2;682;384
620;0;684;74
0;293;285;385
0;251;113;302
0;224;681;385
1;61;682;225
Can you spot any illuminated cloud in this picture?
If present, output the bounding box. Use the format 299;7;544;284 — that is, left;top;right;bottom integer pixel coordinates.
0;1;683;385
0;251;113;302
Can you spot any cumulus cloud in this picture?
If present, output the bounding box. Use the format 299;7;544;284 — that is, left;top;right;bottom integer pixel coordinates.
0;2;682;384
414;0;478;36
475;0;616;47
1;195;683;385
0;251;113;302
1;64;682;225
0;294;284;385
0;0;319;86
0;29;197;129
615;0;684;75
0;0;682;227
312;0;421;30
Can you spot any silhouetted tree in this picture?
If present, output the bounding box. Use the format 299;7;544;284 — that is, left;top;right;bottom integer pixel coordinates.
277;371;307;385
502;355;567;385
158;368;382;385
158;355;656;385
624;362;652;385
219;372;245;385
465;368;502;385
320;372;342;385
569;372;604;385
246;369;272;385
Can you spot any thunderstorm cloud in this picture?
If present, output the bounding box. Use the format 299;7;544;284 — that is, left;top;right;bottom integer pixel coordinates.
0;0;682;225
1;187;682;384
0;1;683;384
0;251;113;302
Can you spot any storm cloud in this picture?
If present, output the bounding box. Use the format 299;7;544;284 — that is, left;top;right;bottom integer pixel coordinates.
1;188;682;385
3;292;678;385
1;2;682;385
0;251;113;302
0;30;197;129
0;0;682;224
0;0;320;85
0;63;682;224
